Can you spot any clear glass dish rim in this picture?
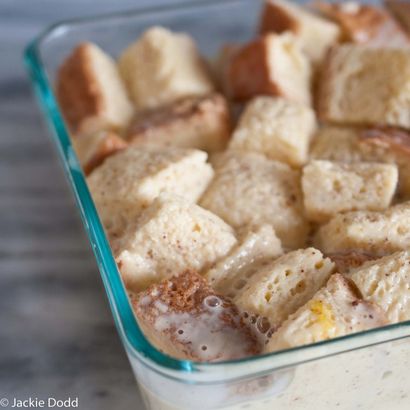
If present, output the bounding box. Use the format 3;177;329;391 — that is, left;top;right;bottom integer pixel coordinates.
23;0;410;384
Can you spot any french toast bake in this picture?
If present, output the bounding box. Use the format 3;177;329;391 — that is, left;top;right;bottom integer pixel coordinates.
56;0;410;362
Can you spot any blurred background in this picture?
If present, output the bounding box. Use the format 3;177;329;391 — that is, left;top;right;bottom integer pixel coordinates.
0;1;202;409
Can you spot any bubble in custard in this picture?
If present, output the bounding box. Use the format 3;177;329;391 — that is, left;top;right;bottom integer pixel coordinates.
256;317;271;334
204;296;222;308
266;328;275;338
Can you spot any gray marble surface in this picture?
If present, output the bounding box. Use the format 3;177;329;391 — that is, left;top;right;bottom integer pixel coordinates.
0;1;201;409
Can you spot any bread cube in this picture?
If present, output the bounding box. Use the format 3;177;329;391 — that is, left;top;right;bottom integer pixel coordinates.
126;94;231;153
213;44;240;95
226;33;312;105
318;45;410;129
118;27;215;110
315;201;410;255
310;125;366;163
229;97;317;167
350;251;410;323
234;248;335;329
260;0;340;65
265;274;387;352
385;0;410;34
72;131;127;175
87;145;214;238
56;42;134;136
302;160;398;223
328;251;377;274
310;125;410;198
131;270;260;361
200;152;309;249
116;195;237;291
206;225;283;298
316;2;409;47
360;127;410;198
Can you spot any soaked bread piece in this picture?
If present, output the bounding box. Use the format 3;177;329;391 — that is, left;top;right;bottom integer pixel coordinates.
265;273;387;352
302;160;398;223
229;96;317;167
127;94;231;153
72;131;127;175
205;224;283;298
360;127;410;198
87;145;213;239
118;26;215;110
200;151;309;249
310;125;410;198
131;270;260;361
56;42;133;136
350;251;410;323
259;0;340;65
234;248;335;330
226;32;312;105
315;202;410;256
318;45;410;129
115;195;237;292
315;2;409;47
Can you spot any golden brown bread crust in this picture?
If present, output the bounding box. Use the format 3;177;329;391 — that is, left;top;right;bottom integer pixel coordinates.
385;0;410;32
83;132;128;175
131;271;260;361
214;44;240;95
359;127;410;156
315;2;409;45
56;43;105;133
227;36;280;102
260;0;300;34
126;93;231;150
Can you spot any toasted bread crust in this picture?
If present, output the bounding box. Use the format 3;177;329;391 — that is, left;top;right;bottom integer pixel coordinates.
327;251;377;273
227;33;311;105
260;1;299;34
129;94;227;135
360;127;410;156
259;0;341;65
83;132;127;175
56;43;105;133
385;0;410;32
56;42;133;136
315;2;408;44
227;36;280;102
127;94;231;152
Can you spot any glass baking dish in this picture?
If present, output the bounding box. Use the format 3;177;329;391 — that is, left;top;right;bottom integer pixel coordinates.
24;0;410;408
